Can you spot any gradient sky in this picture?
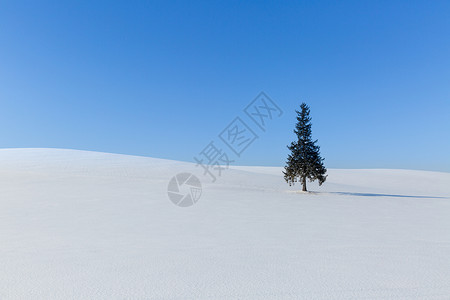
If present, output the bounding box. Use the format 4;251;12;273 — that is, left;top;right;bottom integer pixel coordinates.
1;1;449;171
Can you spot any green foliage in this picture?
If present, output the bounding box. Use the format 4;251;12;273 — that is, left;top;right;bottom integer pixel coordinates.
283;103;327;191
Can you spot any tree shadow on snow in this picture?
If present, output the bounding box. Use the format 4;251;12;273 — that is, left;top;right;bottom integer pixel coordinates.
330;192;448;199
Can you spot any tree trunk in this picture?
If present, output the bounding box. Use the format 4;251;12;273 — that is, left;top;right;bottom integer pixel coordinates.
302;176;307;192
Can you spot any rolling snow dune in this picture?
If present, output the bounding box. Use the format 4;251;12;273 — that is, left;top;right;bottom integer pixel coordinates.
1;148;450;299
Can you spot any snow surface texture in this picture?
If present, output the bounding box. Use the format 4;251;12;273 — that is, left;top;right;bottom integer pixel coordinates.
1;148;450;299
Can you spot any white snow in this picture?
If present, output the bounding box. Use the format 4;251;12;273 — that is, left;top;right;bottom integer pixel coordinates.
1;148;450;299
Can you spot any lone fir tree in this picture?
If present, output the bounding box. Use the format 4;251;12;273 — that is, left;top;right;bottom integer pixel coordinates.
283;103;327;192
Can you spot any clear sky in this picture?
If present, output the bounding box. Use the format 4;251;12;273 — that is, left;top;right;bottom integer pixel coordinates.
1;1;449;171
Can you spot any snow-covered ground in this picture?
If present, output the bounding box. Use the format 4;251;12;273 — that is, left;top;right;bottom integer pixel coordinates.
1;148;450;299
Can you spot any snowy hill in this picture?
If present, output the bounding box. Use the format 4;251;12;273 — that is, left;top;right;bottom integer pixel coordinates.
1;148;450;299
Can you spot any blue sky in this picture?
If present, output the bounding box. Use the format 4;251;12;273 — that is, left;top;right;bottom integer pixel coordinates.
1;1;449;171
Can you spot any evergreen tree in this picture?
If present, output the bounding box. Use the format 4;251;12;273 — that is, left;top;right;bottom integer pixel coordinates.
283;103;327;191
